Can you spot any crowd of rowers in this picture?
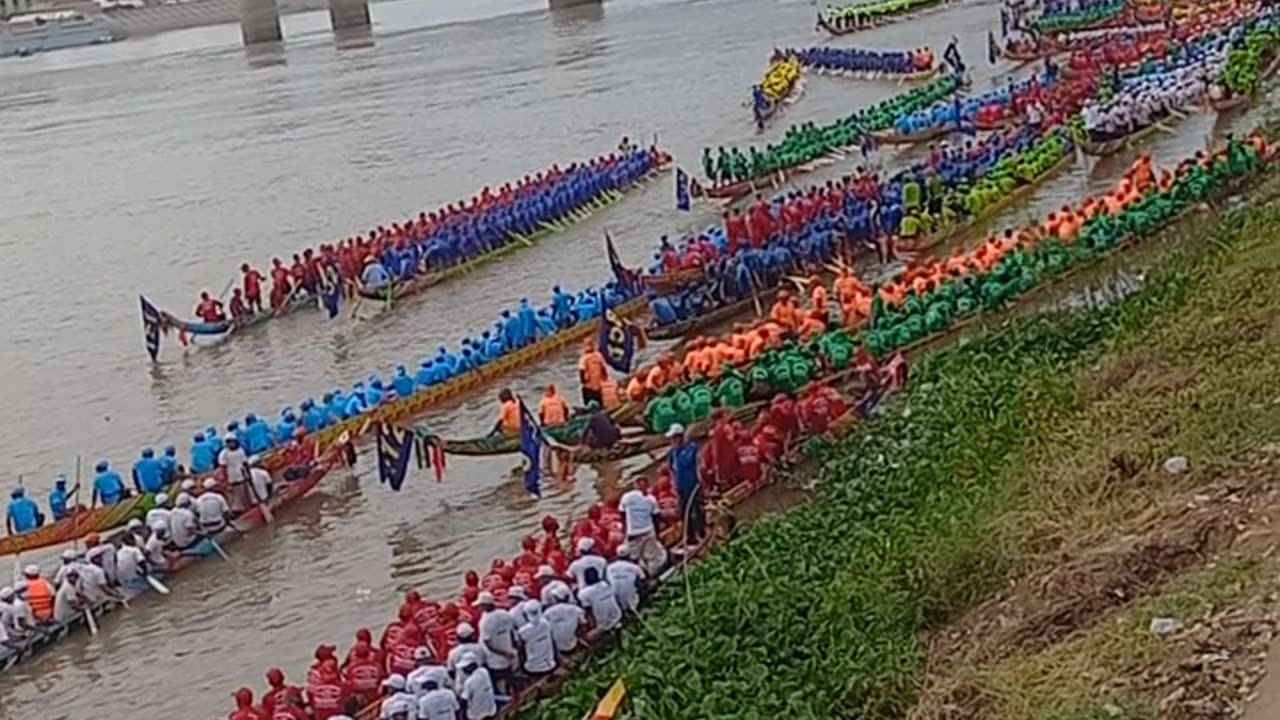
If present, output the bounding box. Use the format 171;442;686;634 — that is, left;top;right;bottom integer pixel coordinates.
190;142;665;324
223;377;868;720
1;441;319;645
818;0;934;31
1080;36;1226;143
775;46;935;76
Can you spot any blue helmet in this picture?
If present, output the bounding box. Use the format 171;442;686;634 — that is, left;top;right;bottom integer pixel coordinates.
10;487;23;498
284;411;296;422
194;432;205;443
246;413;257;424
371;379;383;390
420;359;430;368
142;448;154;458
205;426;218;437
54;475;66;487
96;460;108;472
322;392;333;403
164;446;176;456
396;365;406;374
301;399;313;410
228;420;240;431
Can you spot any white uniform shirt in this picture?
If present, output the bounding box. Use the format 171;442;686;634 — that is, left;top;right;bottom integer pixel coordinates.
116;545;146;586
606;559;644;613
478;609;517;670
446;641;485;683
577;581;623;631
86;545;118;584
517;617;556;674
544;602;585;653
145;507;172;534
0;600;13;631
417;688;461;720
79;564;111;604
406;664;450;697
459;668;497;720
53;561;81;588
169;507;199;548
567;554;607;589
379;692;415;720
248;467;272;502
143;534;168;568
218;447;249;483
619;490;659;536
53;580;85;623
539;580;570;607
9;599;33;630
195;491;230;529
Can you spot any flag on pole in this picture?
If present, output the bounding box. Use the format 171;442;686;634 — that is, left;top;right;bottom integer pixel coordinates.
139;296;162;362
987;30;999;64
675;167;692;212
605;233;640;293
598;291;636;373
518;400;543;498
376;422;415;492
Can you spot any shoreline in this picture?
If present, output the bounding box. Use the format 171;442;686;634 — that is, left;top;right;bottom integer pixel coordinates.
105;0;352;39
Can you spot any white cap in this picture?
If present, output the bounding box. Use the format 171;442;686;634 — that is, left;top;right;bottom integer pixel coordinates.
577;537;595;553
22;565;39;577
127;519;144;530
666;423;686;438
476;591;495;606
0;586;13;600
552;584;571;601
456;622;475;638
202;478;218;490
224;432;236;441
509;585;527;600
412;647;431;660
383;674;406;690
181;479;197;492
13;581;27;593
536;564;554;578
61;549;76;561
176;493;193;507
155;493;169;506
151;522;168;534
616;543;632;558
459;653;480;670
522;599;542;616
248;455;263;465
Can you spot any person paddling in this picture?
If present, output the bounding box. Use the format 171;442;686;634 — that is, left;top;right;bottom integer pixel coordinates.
195;292;226;323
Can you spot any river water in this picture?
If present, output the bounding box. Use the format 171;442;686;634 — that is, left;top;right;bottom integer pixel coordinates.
0;0;1270;716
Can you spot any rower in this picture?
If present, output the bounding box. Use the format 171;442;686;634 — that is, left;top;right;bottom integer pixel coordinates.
195;291;226;323
538;384;569;427
405;647;450;697
263;667;305;717
6;487;41;535
160;446;180;485
543;584;585;655
143;523;171;570
516;599;557;679
169;494;200;550
15;570;47;626
580;401;621;450
219;434;249;488
84;532;118;586
78;552;122;606
475;590;518;694
48;475;71;522
445;623;483;688
567;537;607;589
416;677;460;720
492;389;520;436
196;478;233;535
378;675;414;720
456;654;497;720
53;549;81;588
145;493;172;535
576;566;623;632
578;340;609;407
228;688;268;720
246;456;273;505
52;566;90;623
229;288;249;320
190;432;216;474
92;460;126;506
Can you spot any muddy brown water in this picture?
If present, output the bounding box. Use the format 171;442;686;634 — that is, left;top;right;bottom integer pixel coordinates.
0;0;1272;715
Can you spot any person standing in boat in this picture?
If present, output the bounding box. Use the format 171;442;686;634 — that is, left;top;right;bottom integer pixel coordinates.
132;447;165;495
229;289;250;321
492;389;521;436
195;291;226;323
578;340;610;407
240;263;267;313
195;478;233;535
92;460;127;507
48;475;74;522
6;487;41;535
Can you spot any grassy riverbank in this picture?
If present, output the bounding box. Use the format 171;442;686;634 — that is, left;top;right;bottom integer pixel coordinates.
516;165;1280;720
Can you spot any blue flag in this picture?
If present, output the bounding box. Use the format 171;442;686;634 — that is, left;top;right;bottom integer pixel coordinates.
987;31;998;65
598;291;636;373
675;167;691;212
376;422;415;492
321;281;341;319
518;399;543;497
139;296;162;362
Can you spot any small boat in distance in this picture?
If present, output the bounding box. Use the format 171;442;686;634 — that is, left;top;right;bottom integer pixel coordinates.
0;6;124;58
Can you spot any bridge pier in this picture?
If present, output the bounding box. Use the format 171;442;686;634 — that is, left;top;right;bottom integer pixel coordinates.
329;0;370;32
240;0;282;45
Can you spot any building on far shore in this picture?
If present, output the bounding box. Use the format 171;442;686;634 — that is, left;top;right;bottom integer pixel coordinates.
1;0;34;19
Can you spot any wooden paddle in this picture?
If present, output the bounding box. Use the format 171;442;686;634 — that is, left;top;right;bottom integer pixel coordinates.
144;574;170;595
83;605;98;636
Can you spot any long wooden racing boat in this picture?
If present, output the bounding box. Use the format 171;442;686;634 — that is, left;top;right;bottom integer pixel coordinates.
0;494;153;558
897;149;1077;253
644;286;779;341
0;445;347;675
809;64;939;83
154;292;313;341
358;159;672;304
1081;122;1162;157
870;122;955;146
1211;94;1250;112
421;403;642;457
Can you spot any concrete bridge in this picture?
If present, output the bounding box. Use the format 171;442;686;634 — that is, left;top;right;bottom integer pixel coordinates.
241;0;601;44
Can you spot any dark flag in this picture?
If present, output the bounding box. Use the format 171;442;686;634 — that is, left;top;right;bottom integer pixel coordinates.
376;422;415;492
321;280;341;319
518;399;543;498
605;233;640;293
675;167;692;212
139;296;162;362
988;30;999;64
598;291;636;373
1000;9;1009;37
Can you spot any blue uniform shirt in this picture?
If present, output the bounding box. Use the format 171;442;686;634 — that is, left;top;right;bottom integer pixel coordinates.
7;497;39;533
133;457;164;493
94;470;125;505
191;441;216;474
160;454;179;484
48;487;68;521
668;443;700;498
